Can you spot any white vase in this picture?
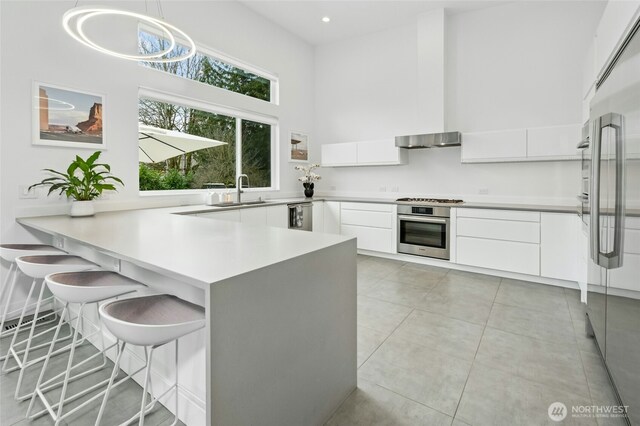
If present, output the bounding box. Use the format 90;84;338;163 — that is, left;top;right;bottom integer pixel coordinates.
70;200;95;217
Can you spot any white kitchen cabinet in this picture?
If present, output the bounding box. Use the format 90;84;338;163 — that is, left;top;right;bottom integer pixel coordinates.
323;201;341;234
461;129;527;162
240;207;267;226
321;143;357;167
312;201;324;232
356;139;407;165
526;125;582;160
199;209;240;222
540;213;579;282
457;237;540;276
321;139;407;167
594;1;640;79
456;208;540;275
265;205;288;229
340;203;396;254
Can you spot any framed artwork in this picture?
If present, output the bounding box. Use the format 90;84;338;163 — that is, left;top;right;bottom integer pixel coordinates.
33;82;106;149
289;131;308;162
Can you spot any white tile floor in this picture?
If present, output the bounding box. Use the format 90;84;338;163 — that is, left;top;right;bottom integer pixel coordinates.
326;255;624;426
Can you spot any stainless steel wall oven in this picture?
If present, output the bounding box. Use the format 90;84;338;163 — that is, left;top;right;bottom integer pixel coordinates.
397;205;450;260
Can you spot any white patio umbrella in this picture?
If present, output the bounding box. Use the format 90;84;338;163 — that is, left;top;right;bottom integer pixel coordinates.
138;124;227;163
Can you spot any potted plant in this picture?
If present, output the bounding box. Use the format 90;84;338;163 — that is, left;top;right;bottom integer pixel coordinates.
295;164;321;198
29;151;123;217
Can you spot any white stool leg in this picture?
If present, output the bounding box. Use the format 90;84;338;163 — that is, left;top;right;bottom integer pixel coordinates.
173;339;179;426
26;303;69;418
14;278;48;399
55;303;85;422
95;340;126;426
138;347;155;426
0;262;17;334
2;278;36;373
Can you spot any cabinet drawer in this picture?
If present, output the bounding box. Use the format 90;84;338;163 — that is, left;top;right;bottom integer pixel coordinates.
341;225;394;253
341;210;393;229
457;237;540;275
457;208;540;222
457;217;540;243
341;202;394;213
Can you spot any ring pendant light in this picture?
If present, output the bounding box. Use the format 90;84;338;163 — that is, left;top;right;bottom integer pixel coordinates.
62;5;196;63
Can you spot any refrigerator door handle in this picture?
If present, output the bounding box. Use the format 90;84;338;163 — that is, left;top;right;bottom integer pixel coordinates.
590;113;625;269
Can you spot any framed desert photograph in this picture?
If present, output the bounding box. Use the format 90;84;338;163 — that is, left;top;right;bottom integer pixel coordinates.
289;131;308;162
33;82;106;149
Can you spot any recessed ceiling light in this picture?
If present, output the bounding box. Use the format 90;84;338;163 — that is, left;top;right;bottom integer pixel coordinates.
322;16;330;23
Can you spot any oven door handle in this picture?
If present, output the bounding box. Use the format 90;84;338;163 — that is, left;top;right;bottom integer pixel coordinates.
398;215;448;224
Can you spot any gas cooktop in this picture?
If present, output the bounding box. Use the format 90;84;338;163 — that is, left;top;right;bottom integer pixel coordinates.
396;197;464;205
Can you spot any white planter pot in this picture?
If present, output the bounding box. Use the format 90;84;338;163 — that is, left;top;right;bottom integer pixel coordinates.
70;200;95;217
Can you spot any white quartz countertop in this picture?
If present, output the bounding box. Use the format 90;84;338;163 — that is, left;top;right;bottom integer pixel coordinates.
17;207;353;289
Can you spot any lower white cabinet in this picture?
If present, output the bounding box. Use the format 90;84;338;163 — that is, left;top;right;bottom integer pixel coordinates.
312;201;324;232
457;237;540;276
323;201;341;234
340;203;396;254
198;210;240;222
456;208;540;275
266;205;288;229
240;207;267;226
540;213;579;281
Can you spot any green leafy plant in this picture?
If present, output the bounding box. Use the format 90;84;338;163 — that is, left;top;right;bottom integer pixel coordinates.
29;151;123;201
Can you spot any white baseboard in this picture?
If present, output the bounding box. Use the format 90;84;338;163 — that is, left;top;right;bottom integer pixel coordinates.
64;304;205;426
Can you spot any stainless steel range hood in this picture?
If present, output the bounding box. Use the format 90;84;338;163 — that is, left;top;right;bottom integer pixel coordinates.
395;131;461;149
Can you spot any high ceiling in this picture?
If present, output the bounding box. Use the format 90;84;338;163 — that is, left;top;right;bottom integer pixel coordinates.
239;1;509;45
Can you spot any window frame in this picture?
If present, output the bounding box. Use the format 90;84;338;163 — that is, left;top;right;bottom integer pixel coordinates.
138;87;280;196
138;24;279;105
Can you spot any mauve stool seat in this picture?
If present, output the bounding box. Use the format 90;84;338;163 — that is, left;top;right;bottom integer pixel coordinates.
0;244;63;262
16;255;96;279
100;295;205;346
46;271;145;304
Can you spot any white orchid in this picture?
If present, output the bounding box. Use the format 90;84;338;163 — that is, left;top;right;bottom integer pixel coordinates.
295;164;321;183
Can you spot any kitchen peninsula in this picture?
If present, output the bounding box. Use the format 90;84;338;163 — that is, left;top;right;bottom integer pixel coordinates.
17;207;357;426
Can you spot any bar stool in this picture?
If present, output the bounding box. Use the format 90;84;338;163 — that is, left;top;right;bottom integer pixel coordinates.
95;294;205;426
0;244;65;339
2;255;97;401
27;271;145;425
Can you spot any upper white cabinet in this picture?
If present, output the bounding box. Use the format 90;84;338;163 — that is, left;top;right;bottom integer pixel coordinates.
321;139;407;167
321;142;357;166
594;1;640;80
526;125;582;159
461;129;527;162
461;125;582;163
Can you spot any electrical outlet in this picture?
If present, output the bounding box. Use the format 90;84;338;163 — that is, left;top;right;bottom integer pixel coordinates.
478;188;489;195
18;185;37;199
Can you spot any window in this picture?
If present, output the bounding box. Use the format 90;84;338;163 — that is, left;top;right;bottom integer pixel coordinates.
138;95;274;192
139;29;274;103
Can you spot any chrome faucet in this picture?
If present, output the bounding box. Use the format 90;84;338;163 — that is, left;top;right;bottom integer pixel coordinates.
237;174;249;203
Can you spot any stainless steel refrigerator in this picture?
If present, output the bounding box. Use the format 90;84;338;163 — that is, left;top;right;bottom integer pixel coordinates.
586;16;640;425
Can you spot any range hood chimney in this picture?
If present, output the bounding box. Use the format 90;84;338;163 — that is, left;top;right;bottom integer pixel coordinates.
395;131;461;149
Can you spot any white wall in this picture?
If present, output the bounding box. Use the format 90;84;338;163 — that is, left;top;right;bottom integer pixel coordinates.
0;1;314;312
315;2;605;203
